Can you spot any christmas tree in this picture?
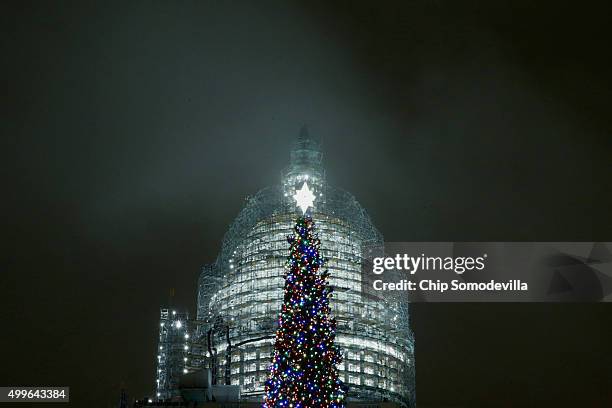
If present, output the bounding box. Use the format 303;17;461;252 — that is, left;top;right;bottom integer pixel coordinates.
263;216;346;408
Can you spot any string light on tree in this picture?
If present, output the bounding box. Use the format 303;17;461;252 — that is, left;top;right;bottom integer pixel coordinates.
262;216;346;408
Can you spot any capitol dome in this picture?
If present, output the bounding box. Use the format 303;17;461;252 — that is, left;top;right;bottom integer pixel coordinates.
194;128;415;407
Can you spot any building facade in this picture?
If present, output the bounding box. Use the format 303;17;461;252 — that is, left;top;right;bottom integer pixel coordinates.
156;129;415;406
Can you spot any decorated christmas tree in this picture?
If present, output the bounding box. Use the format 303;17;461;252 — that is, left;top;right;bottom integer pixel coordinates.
263;216;346;408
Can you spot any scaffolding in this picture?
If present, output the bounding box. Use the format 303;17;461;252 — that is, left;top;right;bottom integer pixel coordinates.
189;132;415;407
156;309;191;400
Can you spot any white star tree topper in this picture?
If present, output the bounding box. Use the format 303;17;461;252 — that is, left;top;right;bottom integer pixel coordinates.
293;182;316;214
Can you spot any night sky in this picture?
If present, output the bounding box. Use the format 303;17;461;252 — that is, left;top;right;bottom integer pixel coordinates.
2;1;612;407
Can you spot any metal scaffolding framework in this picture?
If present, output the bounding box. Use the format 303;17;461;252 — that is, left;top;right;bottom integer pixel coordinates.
156;130;415;407
156;309;191;400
